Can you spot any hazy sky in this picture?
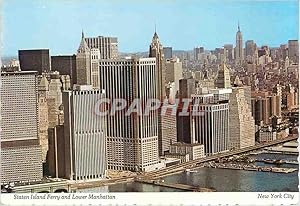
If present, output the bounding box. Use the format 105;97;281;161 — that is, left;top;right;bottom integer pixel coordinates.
2;0;298;56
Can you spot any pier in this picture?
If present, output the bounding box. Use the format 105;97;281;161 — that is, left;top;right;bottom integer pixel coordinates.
135;179;216;192
256;159;299;165
204;163;298;173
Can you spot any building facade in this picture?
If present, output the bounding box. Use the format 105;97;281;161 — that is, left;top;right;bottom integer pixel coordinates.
1;71;43;183
158;105;177;156
215;63;231;89
165;57;183;91
163;47;173;59
99;57;159;171
51;55;77;86
76;33;91;86
169;142;205;160
63;86;107;180
84;35;118;59
191;102;229;156
18;49;50;74
288;40;299;63
228;87;255;150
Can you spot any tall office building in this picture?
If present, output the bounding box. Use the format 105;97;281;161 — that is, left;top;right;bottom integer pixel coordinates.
235;23;244;64
158;105;177;156
47;72;63;128
288;40;299;63
229;87;255;150
251;92;271;126
18;49;50;74
51;55;77;85
279;44;289;59
38;75;50;162
194;47;203;61
165;57;183;91
90;48;101;89
177;78;195;144
149;31;166;101
215;63;231;88
224;44;234;62
63;86;106;180
179;78;196;98
84;35;118;59
1;71;43;183
191;95;229;155
99;57;159;171
245;40;257;63
163;47;173;59
76;32;91;85
245;40;256;57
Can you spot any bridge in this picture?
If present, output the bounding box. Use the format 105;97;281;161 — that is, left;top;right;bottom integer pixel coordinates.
142;135;298;179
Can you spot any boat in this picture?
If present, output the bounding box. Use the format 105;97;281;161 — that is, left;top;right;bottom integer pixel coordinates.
185;169;191;172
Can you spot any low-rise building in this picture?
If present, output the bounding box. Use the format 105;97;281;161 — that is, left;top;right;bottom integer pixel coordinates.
169;142;205;160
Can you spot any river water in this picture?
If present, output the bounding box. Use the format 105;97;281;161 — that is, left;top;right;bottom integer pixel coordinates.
78;153;298;192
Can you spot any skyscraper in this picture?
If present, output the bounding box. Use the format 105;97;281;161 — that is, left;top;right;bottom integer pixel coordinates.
235;23;244;64
90;48;101;89
215;63;231;88
158;105;177;156
229;87;255;150
163;47;173;59
224;44;234;62
245;40;257;63
76;32;91;85
191;95;229;156
288;40;299;63
99;57;159;171
63;86;107;180
1;71;43;183
51;55;77;86
18;49;50;74
84;35;118;59
149;31;166;101
165;57;183;91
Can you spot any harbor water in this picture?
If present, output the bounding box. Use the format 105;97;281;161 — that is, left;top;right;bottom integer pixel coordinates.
78;153;298;192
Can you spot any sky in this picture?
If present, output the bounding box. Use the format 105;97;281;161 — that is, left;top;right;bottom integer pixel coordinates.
1;0;299;56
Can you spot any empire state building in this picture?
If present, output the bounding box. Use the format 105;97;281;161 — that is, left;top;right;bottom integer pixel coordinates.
235;23;244;64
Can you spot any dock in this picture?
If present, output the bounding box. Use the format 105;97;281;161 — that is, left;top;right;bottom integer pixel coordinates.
135;179;216;192
204;163;298;173
256;159;298;165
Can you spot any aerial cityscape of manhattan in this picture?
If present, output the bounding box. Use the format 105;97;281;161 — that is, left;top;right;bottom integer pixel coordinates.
1;0;298;195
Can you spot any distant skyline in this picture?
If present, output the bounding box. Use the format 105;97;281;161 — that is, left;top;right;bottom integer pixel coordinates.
2;0;299;56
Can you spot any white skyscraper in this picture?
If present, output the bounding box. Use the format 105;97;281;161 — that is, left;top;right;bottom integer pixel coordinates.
99;57;159;171
63;86;107;180
191;89;230;156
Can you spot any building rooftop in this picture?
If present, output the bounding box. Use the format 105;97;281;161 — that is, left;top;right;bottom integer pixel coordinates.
171;142;203;147
1;71;38;75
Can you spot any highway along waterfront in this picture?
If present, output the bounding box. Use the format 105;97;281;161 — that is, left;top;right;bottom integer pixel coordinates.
78;141;298;192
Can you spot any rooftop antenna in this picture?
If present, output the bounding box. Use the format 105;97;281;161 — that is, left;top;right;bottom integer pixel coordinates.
81;29;84;39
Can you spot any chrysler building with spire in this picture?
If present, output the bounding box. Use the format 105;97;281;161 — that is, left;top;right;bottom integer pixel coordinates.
235;23;244;64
